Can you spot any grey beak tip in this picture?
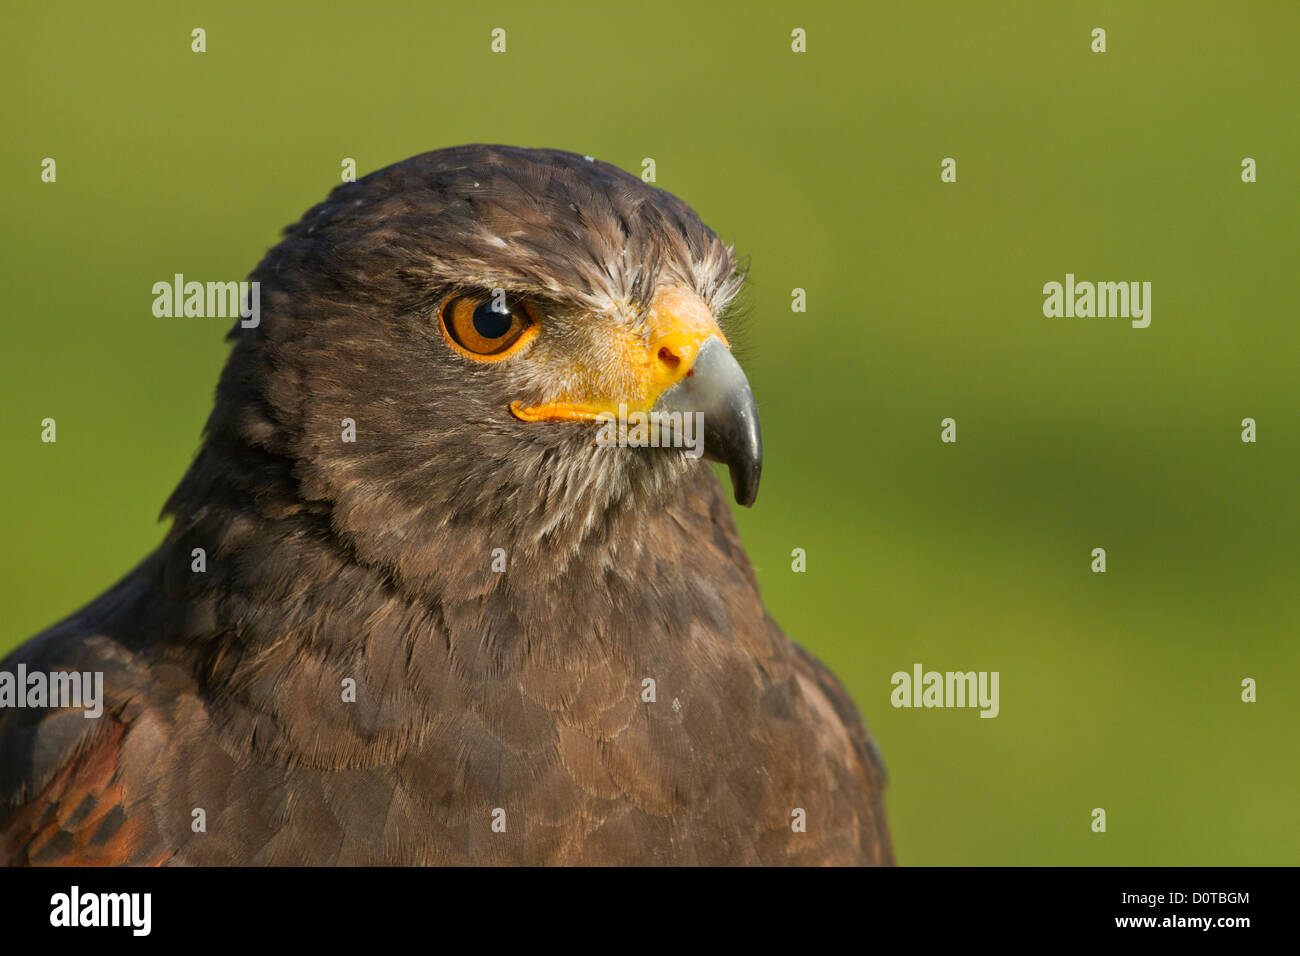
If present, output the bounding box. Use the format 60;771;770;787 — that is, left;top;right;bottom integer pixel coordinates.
724;403;763;507
653;337;764;508
732;460;761;507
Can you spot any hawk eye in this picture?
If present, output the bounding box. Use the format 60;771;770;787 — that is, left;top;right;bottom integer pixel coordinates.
439;294;538;360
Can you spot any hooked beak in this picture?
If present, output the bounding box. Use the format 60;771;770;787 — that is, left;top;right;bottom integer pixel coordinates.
653;336;763;506
509;286;763;507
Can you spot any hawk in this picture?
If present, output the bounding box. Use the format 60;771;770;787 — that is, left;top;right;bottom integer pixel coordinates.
0;145;892;865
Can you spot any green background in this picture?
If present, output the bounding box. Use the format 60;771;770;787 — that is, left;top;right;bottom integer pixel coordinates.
2;1;1296;865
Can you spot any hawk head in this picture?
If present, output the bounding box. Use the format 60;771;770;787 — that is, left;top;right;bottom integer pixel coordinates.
168;145;761;592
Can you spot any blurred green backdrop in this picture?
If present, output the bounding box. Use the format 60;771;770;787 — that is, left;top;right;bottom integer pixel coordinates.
2;0;1297;865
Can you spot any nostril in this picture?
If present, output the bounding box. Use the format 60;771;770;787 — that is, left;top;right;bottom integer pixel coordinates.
657;346;681;370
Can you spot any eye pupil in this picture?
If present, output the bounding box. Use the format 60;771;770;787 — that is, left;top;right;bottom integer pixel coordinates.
473;300;513;339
